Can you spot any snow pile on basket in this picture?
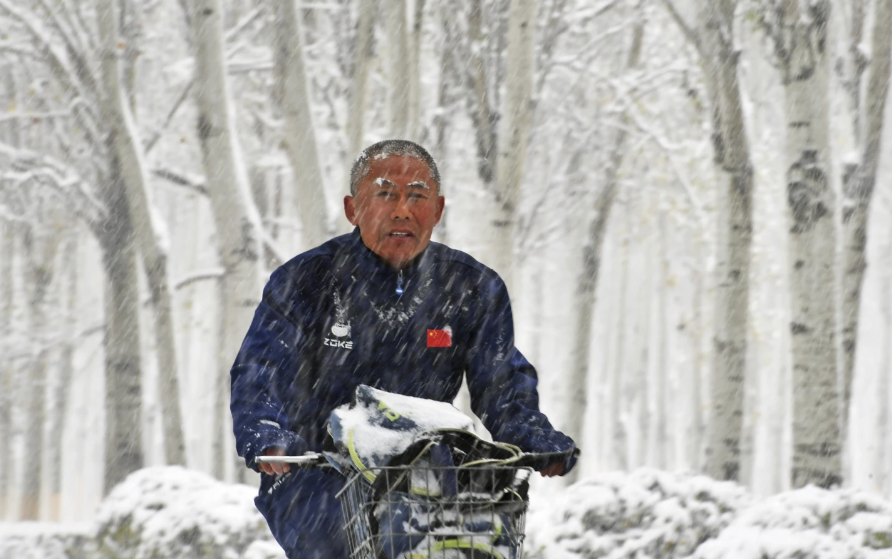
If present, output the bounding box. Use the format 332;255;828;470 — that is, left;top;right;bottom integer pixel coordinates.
694;485;892;558
93;466;284;559
0;521;93;559
327;384;476;473
526;468;750;559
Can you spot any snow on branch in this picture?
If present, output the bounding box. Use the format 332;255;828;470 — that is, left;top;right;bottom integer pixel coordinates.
0;140;106;224
174;268;225;290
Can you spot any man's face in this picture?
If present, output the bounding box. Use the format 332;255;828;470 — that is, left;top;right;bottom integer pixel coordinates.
344;154;445;269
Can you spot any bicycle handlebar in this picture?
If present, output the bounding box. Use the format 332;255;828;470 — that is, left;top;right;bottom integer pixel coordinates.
255;453;330;468
255;449;578;470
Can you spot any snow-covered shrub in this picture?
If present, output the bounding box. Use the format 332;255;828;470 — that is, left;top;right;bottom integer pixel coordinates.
694;485;892;559
93;466;283;559
0;522;93;559
526;468;750;559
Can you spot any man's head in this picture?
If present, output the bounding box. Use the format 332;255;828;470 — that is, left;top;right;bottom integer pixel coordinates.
345;140;445;269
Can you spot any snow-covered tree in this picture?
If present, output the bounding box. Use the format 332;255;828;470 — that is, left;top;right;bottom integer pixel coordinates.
97;0;186;468
840;0;892;439
271;0;330;249
759;0;840;488
189;0;265;480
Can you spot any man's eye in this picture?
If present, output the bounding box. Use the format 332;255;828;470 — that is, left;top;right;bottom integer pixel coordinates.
408;193;427;199
376;191;395;198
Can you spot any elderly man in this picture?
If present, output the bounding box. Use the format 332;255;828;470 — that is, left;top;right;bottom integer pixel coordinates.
230;140;576;559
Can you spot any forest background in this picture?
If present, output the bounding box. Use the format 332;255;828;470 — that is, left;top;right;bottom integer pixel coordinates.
1;0;891;524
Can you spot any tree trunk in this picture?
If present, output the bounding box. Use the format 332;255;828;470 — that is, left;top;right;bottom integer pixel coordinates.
490;0;536;292
46;237;78;519
876;253;891;492
98;0;186;467
98;162;144;494
655;207;669;469
563;18;644;484
774;0;840;489
466;0;497;187
20;222;59;520
840;0;892;442
0;220;12;519
346;0;376;159
611;202;632;471
407;0;425;140
190;0;265;480
272;0;330;249
703;0;754;482
688;234;706;471
385;0;410;138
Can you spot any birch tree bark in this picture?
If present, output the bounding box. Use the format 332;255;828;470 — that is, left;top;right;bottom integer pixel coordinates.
20;194;64;519
840;0;892;438
271;0;330;249
490;0;537;292
98;162;144;494
762;0;840;488
702;0;754;482
611;202;632;471
658;0;754;479
563;18;644;484
190;0;265;479
346;0;376;159
385;0;411;138
98;0;186;466
0;220;12;519
0;64;15;520
408;0;425;140
466;0;498;187
876;251;891;492
46;237;77;520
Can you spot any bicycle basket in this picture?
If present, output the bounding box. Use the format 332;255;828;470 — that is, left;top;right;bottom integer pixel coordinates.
336;465;530;559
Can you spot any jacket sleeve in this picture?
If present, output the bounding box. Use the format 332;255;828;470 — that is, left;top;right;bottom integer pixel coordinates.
230;267;309;471
464;272;577;463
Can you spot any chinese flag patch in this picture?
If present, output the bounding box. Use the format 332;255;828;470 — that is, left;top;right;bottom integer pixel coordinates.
427;329;452;348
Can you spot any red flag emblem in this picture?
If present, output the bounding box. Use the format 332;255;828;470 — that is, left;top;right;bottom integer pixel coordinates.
427;329;452;348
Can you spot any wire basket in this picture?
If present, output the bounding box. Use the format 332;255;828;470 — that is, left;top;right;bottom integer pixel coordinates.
336;465;530;559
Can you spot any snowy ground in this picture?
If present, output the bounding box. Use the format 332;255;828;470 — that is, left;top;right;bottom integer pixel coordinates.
2;467;892;558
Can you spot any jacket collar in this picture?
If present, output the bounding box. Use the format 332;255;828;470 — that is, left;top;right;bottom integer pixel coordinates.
347;227;433;279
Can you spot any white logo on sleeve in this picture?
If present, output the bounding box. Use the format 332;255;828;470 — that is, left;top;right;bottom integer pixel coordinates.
324;321;353;350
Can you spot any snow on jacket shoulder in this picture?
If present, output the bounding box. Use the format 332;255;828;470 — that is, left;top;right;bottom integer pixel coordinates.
229;228;575;471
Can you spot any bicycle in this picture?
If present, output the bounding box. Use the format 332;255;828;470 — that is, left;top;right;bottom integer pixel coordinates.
258;450;572;559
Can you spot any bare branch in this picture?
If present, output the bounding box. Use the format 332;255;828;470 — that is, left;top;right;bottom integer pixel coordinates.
657;0;703;57
151;167;209;196
145;80;193;154
174;268;225;290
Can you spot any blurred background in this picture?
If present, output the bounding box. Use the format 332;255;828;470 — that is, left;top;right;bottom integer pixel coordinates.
0;0;891;525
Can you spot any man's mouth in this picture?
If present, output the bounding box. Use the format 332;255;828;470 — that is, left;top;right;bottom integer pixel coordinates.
388;231;414;238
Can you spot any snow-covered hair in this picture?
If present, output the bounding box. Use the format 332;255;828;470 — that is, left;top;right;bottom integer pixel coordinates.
349;140;441;197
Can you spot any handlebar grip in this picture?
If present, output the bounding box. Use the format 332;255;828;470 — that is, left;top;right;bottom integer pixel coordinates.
255;453;329;468
513;447;580;469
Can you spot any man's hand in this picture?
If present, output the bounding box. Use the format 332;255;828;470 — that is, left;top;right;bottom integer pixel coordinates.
259;447;290;476
540;463;564;477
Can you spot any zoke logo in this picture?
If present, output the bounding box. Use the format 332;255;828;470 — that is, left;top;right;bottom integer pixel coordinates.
324;321;353;350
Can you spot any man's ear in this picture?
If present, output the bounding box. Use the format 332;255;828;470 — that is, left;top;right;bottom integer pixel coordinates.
434;196;445;224
344;195;358;225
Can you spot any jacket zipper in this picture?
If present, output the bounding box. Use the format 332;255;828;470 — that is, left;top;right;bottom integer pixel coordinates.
395;269;404;295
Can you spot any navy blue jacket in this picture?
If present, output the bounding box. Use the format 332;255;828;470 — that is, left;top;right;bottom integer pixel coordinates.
230;228;575;471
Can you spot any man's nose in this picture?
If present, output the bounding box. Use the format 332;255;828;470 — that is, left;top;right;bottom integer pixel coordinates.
390;193;411;220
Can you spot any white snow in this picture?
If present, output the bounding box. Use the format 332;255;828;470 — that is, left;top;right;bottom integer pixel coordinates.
527;469;892;559
4;466;892;559
332;386;475;468
0;522;91;559
527;468;749;559
0;466;285;559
